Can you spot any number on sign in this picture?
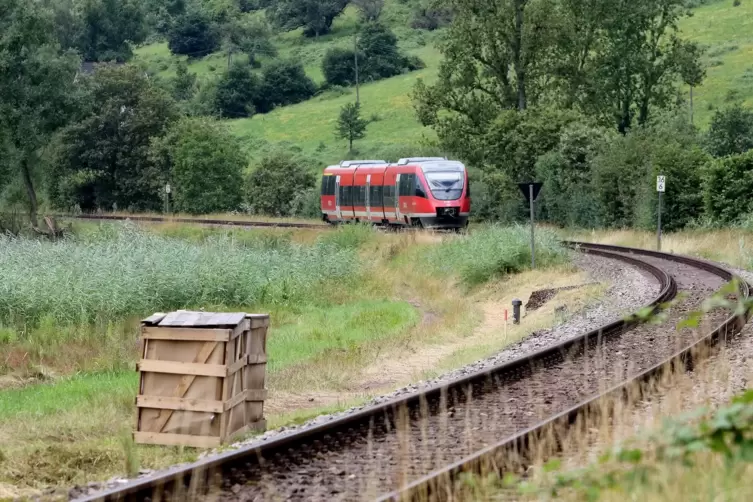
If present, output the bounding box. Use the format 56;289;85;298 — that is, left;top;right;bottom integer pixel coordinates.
656;176;665;193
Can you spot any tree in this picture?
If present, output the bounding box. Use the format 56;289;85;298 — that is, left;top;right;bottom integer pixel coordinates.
172;61;197;101
336;102;368;151
322;47;360;86
703;150;753;225
353;0;384;21
150;117;246;214
270;0;349;38
77;0;147;62
357;22;405;81
0;0;82;225
168;8;219;56
245;152;316;216
258;60;317;112
221;16;276;67
704;104;753;158
214;62;261;118
49;65;180;212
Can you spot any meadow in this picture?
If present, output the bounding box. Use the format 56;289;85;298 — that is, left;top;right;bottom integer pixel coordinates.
0;222;576;495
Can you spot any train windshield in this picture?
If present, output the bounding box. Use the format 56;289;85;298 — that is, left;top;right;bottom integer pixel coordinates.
425;171;464;201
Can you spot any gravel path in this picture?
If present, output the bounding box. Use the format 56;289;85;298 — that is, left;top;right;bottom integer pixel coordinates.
68;251;661;501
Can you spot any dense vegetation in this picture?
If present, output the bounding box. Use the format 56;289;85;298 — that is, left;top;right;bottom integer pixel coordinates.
1;0;753;227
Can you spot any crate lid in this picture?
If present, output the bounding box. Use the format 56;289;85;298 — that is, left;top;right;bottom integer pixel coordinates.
142;310;248;328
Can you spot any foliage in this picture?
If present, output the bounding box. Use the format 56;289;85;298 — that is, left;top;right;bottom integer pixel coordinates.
317;223;377;250
322;47;360;87
214;62;261;118
49;65;180;212
221;15;277;65
257;60;318;113
591;114;707;231
167;7;219;56
0;225;359;326
245;152;317;216
704;104;753;158
353;0;384;21
411;0;453;30
76;0;147;62
336;102;369;151
270;0;349;38
149;117;246;214
172;61;197;101
426;225;569;287
0;0;82;224
702;150;753;225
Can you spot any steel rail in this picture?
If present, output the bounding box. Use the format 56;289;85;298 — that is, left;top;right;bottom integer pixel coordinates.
50;213;328;229
76;243;676;502
377;242;753;502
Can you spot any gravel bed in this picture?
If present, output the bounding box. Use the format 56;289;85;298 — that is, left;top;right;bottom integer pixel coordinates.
65;251;661;501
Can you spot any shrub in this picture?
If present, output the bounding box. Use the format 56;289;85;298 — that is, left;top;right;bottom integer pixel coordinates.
704;103;753;158
703;150;753;224
257;60;317;113
150;117;246;214
214;62;261;118
322;47;359;87
245;152;316;216
167;8;219;56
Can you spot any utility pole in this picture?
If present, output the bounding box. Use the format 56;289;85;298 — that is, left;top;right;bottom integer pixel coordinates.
354;32;360;105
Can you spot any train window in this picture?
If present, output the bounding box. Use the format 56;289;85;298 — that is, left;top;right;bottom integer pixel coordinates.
370;186;383;207
353;185;366;206
321;176;334;196
398;174;415;197
340;185;354;206
415;176;427;198
383;184;394;208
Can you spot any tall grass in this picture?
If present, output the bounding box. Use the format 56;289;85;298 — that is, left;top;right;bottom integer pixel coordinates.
427;225;571;287
0;224;360;326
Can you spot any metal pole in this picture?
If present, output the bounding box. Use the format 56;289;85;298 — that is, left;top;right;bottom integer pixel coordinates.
657;191;662;251
354;33;360;106
529;183;535;269
690;86;694;126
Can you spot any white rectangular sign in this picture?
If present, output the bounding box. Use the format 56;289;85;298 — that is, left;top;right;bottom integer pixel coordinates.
656;175;665;193
165;184;171;194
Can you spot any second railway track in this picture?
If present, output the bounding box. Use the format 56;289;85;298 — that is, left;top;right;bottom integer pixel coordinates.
76;242;752;502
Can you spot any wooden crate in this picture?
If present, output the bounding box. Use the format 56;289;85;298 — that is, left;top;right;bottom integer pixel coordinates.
134;310;269;448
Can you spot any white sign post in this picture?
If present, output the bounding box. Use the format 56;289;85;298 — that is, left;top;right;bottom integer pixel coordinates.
164;184;171;214
657;175;665;251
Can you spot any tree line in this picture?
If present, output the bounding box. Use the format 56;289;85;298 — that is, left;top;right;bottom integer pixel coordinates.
413;0;753;230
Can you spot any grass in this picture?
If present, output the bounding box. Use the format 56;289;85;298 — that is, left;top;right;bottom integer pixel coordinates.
678;0;753;127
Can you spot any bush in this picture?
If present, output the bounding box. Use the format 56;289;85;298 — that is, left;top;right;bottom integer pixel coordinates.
411;3;453;30
214;62;261;118
245;152;316;216
704;103;753;158
257;60;317;113
150;117;246;214
167;8;219;56
703;150;753;224
322;47;359;87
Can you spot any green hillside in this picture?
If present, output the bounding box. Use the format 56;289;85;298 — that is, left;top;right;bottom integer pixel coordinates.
132;0;753;168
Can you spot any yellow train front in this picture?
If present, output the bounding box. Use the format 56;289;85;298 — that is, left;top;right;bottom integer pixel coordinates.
320;157;471;230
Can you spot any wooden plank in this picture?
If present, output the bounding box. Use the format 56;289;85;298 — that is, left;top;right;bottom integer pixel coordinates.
158;311;202;327
246;314;269;329
226;355;247;376
138;359;227;377
247;354;267;364
134;431;220;449
141;327;231;342
144;341;219;434
230;318;251;340
223;389;247;411
142;313;167;325
137;395;224;413
245;389;268;401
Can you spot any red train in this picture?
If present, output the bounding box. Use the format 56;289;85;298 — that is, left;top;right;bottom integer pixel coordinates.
320;157;471;230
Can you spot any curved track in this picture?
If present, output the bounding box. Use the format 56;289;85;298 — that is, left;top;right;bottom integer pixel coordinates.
75;243;751;502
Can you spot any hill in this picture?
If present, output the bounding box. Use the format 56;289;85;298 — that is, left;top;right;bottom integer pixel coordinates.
131;0;753;169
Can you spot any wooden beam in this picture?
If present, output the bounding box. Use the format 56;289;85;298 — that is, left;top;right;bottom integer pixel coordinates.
141;327;232;342
133;431;220;449
137;395;224;413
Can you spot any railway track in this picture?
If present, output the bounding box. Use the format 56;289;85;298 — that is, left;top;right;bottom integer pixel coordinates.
75;242;751;502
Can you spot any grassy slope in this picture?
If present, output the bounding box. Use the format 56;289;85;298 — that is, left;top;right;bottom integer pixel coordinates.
680;0;753;127
132;0;753;168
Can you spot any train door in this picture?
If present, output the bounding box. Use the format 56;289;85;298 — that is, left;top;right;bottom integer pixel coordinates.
395;173;401;221
366;175;371;220
335;175;341;220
